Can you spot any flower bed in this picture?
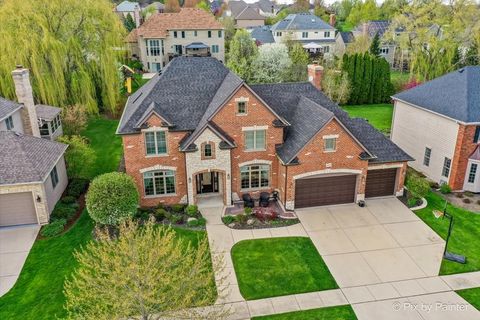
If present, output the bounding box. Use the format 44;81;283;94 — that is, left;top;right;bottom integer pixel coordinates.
135;204;207;230
222;207;299;230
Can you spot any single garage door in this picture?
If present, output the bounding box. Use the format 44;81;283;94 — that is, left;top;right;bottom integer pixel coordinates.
0;192;37;227
365;168;397;198
295;174;357;208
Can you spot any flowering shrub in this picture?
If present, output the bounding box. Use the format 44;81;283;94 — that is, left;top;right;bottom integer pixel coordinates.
402;79;422;91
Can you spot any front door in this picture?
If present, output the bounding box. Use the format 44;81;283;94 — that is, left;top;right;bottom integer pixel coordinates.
196;172;219;194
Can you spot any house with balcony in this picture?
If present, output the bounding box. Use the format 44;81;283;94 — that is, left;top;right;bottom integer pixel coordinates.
126;8;225;72
117;57;411;210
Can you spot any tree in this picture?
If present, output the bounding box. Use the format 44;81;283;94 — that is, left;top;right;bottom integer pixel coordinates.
86;172;139;225
322;69;351;104
252;43;292;83
369;33;381;57
0;0;125;114
196;0;211;12
286;43;310;82
313;0;329;22
227;29;258;82
57;135;96;179
124;13;136;32
61;104;88;136
164;0;181;12
64;220;228;320
346;34;371;54
219;17;236;51
290;0;310;12
346;0;380;27
465;42;479;66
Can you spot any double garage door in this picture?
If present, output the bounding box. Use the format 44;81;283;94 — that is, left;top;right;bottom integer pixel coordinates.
294;169;398;209
0;192;38;227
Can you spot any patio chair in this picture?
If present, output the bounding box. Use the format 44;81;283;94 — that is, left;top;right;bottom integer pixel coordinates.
259;192;270;207
242;193;254;208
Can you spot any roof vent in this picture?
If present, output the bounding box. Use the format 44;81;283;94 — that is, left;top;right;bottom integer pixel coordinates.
459;68;465;73
14;131;22;137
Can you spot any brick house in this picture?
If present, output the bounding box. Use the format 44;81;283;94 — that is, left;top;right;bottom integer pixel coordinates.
117;57;412;210
391;66;480;192
126;8;225;73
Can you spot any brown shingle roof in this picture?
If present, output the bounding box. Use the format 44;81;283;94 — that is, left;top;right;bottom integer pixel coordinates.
130;8;223;40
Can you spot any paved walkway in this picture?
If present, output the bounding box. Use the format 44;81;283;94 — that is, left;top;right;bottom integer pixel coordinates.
198;197;480;319
0;224;39;297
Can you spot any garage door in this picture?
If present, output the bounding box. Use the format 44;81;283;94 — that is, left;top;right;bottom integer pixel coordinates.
295;175;357;209
365;168;397;198
0;192;37;227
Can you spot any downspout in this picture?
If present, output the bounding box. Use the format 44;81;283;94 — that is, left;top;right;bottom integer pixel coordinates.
284;165;288;206
183;150;189;204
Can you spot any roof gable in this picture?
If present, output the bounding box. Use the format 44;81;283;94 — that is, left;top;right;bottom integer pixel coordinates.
393;66;480;123
0;96;22;121
236;6;265;20
272;13;334;31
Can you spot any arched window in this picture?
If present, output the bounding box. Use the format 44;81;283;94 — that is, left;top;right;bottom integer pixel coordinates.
240;165;270;190
143;170;175;196
201;142;215;159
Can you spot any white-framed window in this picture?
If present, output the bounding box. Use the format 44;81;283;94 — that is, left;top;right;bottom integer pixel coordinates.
208;30;212;38
423;147;431;166
237;101;247;115
324;137;337;152
324;31;330;37
5;115;14;130
143;170;176;196
211;45;219;53
51;115;61;133
147;39;161;56
145;131;167;156
50;165;59;189
442;157;451;178
302;31;308;38
181;31;185;38
39;123;49;136
468;163;477;183
240;165;269;189
218;30;222;38
276;32;282;36
194;30;198;37
244;129;266;151
381;47;389;54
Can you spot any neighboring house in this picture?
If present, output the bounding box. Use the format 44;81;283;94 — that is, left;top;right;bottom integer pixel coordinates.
249;26;275;45
335;31;354;56
233;6;265;28
0;67;68;227
352;20;398;66
225;0;280;19
391;66;480;192
117;57;411;210
126;8;225;73
271;13;336;58
115;0;141;27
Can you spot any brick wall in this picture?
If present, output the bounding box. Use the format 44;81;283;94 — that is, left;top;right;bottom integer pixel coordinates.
122;114;188;207
282;119;369;209
449;124;478;190
211;85;284;199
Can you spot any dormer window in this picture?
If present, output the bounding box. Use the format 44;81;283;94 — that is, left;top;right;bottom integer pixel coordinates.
201;142;215;160
236;100;247;115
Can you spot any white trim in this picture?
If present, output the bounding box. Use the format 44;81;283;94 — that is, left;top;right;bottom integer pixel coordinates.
141;126;168;132
0;106;22;122
139;165;177;173
241;125;269;131
238;159;272;167
234;96;249;102
323;134;339;139
293;169;362;180
368;163;403;170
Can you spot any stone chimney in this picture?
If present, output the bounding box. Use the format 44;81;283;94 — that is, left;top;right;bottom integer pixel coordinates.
308;64;324;91
133;4;141;27
11;66;40;137
329;14;336;27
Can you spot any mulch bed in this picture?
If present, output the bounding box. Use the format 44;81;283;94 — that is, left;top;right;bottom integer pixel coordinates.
227;218;300;230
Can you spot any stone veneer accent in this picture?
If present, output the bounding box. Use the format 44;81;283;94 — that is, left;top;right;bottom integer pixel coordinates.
11;67;40;138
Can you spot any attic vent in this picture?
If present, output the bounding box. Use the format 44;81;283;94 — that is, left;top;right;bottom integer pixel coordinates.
459;68;465;73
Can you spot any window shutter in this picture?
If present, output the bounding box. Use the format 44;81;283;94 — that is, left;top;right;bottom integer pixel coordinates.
474;126;480;143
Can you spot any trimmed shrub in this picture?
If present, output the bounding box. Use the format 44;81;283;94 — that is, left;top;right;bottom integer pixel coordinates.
41;219;66;237
51;204;76;221
405;175;430;199
235;214;248;224
186;205;199;217
222;215;235;225
67;178;89;198
170;214;183;224
61;196;76;204
86;172;139;225
171;204;185;214
407;197;419;208
155;208;168;221
187;218;199;227
197;217;207;226
440;184;452;194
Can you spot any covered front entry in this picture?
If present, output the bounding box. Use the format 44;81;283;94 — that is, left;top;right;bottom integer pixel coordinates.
196;172;220;194
0;192;38;227
294;174;357;209
365;168;397;198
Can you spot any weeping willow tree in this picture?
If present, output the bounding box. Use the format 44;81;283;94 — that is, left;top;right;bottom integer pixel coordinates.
0;0;126;114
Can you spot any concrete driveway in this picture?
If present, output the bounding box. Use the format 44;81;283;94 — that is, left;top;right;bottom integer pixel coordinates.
296;197;445;288
0;225;39;296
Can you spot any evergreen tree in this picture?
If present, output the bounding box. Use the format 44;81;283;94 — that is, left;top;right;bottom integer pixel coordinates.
369;33;381;57
124;13;136;32
362;53;372;104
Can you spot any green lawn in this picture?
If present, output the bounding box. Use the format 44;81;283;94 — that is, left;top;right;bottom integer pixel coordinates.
457;288;480;311
0;212;211;320
341;104;393;134
252;305;357;320
414;192;480;275
82;117;122;179
231;237;338;300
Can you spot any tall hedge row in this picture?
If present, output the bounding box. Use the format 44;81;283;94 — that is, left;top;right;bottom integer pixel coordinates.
342;53;394;105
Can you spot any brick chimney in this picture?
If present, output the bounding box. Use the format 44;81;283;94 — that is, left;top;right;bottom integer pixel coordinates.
329;14;336;27
308;64;324;90
11;66;40;137
133;4;141;27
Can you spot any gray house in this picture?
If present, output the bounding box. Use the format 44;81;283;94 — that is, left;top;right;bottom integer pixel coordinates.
352;20;398;66
0;67;68;227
